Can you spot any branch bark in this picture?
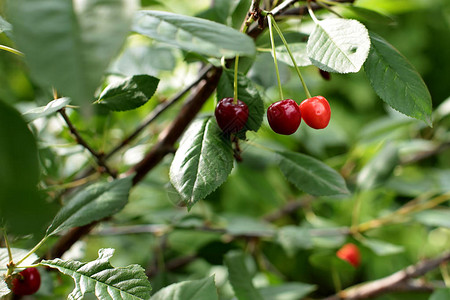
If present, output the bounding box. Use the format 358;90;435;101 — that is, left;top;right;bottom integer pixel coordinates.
324;252;450;300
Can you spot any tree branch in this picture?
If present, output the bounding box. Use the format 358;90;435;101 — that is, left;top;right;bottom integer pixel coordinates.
58;108;117;178
128;67;222;185
324;252;450;300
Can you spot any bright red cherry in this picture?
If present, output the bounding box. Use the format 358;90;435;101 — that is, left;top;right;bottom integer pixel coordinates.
267;99;302;135
215;97;249;134
337;243;361;268
299;96;331;129
11;268;41;295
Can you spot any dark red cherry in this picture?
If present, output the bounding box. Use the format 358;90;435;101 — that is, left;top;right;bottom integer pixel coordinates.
11;268;41;296
267;99;302;135
215;97;249;134
299;96;331;129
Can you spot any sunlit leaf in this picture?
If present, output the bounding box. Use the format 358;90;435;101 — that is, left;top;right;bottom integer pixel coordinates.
169;117;234;208
414;209;450;228
151;277;218;300
96;75;159;111
361;238;404;256
23;97;71;122
46;177;133;236
132;10;255;58
41;248;151;300
364;32;432;125
307;18;370;73
0;248;39;271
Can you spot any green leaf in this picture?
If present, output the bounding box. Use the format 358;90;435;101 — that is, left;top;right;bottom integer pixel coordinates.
169;117;234;208
0;248;39;272
216;69;265;136
46;177;133;236
430;288;450;300
276;150;350;196
361;238;404;256
259;283;316;300
150;277;218;300
343;6;396;24
132;10;256;58
96;75;159;111
357;143;399;190
307;18;370;73
224;250;264;300
413;209;450;228
364;32;432;125
0;278;9;297
0;101;55;236
0;16;12;34
22;97;71;122
8;0;137;106
41;248;151;300
274;43;311;67
276;226;313;257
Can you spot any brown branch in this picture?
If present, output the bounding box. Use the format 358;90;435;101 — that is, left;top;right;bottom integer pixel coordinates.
58;108;117;178
104;66;212;160
128;67;222;185
324;252;450;300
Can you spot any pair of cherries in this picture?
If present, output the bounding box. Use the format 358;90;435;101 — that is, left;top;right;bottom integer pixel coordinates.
267;96;330;135
215;96;330;135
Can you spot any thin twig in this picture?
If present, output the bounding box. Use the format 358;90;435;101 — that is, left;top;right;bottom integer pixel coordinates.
323;252;450;300
104;66;212;160
58;108;117;178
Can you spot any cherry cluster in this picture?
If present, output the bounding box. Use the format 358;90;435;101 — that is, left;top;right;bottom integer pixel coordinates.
10;267;41;296
214;95;330;135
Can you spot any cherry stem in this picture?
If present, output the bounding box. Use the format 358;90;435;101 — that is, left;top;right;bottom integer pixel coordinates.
307;0;320;24
269;14;312;99
15;235;49;268
267;14;284;100
3;231;13;265
233;54;239;103
331;265;342;292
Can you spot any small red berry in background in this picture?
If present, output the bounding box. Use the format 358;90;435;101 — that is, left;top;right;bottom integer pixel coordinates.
299;96;331;129
336;243;361;268
215;97;249;134
267;99;302;135
11;267;41;296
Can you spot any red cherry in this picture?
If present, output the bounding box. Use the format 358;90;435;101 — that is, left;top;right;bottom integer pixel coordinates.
267;99;302;135
299;96;331;129
337;243;361;268
11;268;41;295
215;97;249;134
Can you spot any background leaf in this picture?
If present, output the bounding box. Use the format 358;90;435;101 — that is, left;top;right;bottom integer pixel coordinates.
216;69;265;136
41;248;151;300
343;6;395;24
46;177;133;236
413;209;450;228
259;283;316;300
0;248;39;271
0;101;56;236
274;43;311;67
277;150;350;196
357;143;399;190
169;117;234;208
224;250;264;300
22;97;71;122
0;16;12;34
361;238;404;256
150;277;218;300
364;32;432;125
96;75;159;111
430;288;450;300
276;226;313;257
307;18;370;73
8;0;137;106
132;10;255;58
0;278;9;297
